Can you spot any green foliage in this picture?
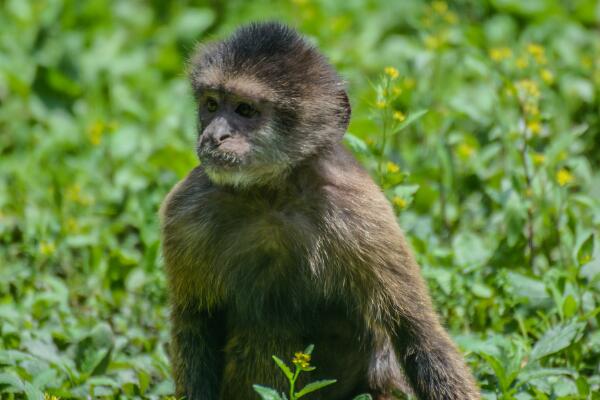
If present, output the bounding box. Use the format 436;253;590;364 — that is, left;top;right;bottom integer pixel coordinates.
1;0;599;399
253;345;343;400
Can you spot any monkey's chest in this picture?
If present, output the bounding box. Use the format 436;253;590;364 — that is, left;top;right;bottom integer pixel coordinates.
207;209;324;313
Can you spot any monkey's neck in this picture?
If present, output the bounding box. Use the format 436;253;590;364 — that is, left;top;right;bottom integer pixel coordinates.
213;152;331;199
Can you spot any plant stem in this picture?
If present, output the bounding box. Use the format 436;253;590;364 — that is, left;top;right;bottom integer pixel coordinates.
289;368;301;400
378;77;391;184
517;100;536;269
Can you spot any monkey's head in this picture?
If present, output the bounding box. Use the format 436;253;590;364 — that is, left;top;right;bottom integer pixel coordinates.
189;22;351;187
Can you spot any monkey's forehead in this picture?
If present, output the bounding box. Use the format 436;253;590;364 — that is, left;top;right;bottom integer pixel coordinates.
191;70;285;104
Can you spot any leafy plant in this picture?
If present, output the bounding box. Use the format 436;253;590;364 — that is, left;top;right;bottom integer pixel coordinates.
253;345;336;400
253;345;371;400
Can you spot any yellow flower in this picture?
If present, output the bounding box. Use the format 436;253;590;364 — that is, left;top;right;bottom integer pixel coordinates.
527;43;544;57
376;100;386;109
523;103;540;116
527;43;546;64
44;394;60;400
517;79;540;98
292;352;311;368
393;196;408;209
489;47;512;62
384;66;399;80
66;184;92;206
444;11;458;24
532;153;545;166
540;69;554;84
457;143;475;158
527;120;542;135
65;218;79;234
393;111;406;122
424;35;442;50
556;168;574;187
392;86;402;96
88;121;104;146
432;1;448;14
516;56;529;69
66;185;81;202
40;241;56;256
386;162;400;173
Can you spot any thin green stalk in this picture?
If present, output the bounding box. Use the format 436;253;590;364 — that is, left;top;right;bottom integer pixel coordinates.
289;368;301;400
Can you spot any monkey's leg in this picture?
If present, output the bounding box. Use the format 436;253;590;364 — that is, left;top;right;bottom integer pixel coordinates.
170;304;225;400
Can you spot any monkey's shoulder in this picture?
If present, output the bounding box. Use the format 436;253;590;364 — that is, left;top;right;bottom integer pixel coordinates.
160;166;214;224
313;149;409;253
316;147;395;219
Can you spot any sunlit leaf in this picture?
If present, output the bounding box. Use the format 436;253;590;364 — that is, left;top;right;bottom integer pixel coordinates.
530;322;585;361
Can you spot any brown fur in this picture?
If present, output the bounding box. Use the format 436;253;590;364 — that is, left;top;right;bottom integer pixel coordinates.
160;22;480;400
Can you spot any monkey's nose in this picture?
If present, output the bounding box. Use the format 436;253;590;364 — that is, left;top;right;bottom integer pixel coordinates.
214;132;232;144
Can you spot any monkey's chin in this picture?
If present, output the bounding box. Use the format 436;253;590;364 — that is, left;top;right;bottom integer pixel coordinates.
204;163;290;189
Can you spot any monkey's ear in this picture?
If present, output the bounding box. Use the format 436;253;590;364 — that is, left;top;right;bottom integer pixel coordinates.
339;90;352;131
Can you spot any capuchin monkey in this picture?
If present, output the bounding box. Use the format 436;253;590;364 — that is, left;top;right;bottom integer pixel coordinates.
160;22;480;400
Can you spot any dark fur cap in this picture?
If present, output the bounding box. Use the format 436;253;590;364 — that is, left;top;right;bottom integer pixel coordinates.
189;22;351;157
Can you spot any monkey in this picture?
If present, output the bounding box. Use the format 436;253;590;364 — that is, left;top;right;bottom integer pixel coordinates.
160;22;480;400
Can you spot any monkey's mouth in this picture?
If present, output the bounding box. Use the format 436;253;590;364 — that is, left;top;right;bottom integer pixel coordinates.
198;147;244;168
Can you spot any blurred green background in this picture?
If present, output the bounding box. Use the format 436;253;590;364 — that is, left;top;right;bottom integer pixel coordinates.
1;0;600;398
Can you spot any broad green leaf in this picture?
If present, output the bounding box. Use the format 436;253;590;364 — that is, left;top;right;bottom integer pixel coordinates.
253;385;285;400
506;272;549;306
452;232;491;269
530;322;585;361
518;367;574;384
303;344;315;355
576;233;595;265
295;379;337;398
272;355;293;380
344;133;369;155
173;8;215;40
138;370;151;394
0;372;23;389
23;382;44;400
562;295;578;319
480;353;511;391
392;109;428;134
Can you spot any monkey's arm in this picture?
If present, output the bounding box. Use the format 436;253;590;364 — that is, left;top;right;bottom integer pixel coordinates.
385;273;479;400
321;162;479;399
170;303;225;400
363;236;480;400
160;169;225;399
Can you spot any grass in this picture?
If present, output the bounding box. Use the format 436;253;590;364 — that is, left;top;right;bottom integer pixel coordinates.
1;0;599;398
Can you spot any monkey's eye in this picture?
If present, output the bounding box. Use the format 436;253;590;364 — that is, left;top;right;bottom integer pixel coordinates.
206;97;218;112
235;102;258;118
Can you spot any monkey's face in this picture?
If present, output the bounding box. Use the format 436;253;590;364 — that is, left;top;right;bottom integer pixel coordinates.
196;89;291;187
189;23;351;187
